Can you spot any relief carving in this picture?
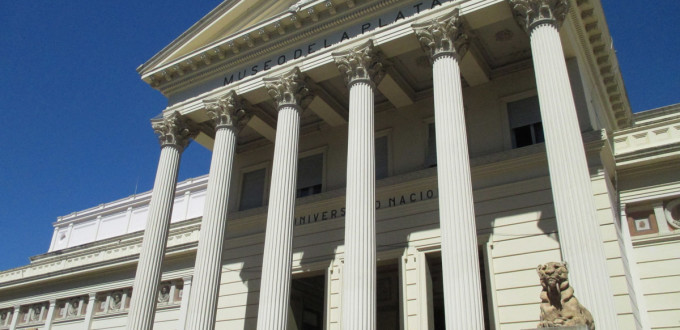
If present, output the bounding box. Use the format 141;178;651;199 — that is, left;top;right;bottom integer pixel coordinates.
413;8;468;60
509;0;570;32
333;40;386;87
66;298;80;317
157;282;171;304
151;111;198;150
264;67;313;109
537;262;595;329
204;90;252;130
109;291;123;311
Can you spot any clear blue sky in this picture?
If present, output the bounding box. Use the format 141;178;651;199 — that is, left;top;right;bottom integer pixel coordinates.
0;1;678;271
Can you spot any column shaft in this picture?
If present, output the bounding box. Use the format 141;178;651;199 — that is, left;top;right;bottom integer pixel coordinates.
186;126;238;330
256;105;301;330
342;81;377;330
432;53;485;329
531;23;619;328
127;145;182;329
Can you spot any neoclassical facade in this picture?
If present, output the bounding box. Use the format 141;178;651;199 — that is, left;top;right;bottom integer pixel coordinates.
1;0;679;329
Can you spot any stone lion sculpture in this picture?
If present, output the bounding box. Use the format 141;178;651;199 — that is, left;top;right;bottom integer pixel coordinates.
537;262;595;329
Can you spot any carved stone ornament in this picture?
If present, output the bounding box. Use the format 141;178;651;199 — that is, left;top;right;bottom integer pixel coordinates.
151;111;197;150
157;282;171;303
66;298;80;317
204;91;252;130
264;67;313;109
509;0;570;33
109;291;123;311
332;40;386;87
537;262;595;329
413;8;469;60
29;304;42;321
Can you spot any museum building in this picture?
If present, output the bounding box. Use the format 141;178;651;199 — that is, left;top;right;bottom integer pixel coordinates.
1;0;679;329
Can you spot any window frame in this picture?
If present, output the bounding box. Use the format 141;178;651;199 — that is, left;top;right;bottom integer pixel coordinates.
296;146;328;198
500;89;539;150
236;161;270;211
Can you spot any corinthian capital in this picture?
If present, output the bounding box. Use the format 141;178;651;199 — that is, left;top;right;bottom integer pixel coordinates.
412;8;468;60
264;67;313;110
151;111;197;150
332;40;386;87
509;0;570;32
204;91;252;131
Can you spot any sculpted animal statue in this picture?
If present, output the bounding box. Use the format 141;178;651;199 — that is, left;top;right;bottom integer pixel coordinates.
537;262;595;329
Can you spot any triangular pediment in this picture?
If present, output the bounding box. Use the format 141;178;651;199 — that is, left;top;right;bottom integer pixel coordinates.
139;0;299;75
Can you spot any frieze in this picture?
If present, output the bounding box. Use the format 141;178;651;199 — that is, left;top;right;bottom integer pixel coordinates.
295;187;437;225
168;0;454;104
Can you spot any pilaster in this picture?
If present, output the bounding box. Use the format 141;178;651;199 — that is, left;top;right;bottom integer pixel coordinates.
256;67;312;330
44;300;56;330
413;9;486;329
83;293;96;330
509;0;619;328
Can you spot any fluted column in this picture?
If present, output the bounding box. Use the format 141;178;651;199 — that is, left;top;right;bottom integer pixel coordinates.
510;1;619;328
127;112;196;330
333;40;384;330
256;67;312;330
413;9;486;329
186;92;251;330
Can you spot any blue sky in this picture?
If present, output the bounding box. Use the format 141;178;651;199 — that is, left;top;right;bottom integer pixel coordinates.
0;1;678;271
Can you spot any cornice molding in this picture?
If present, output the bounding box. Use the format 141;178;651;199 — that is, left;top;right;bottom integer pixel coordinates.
567;0;632;128
143;0;405;95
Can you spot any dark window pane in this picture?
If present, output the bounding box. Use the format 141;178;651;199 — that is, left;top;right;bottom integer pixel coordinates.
426;123;437;168
513;125;534;148
297;154;323;197
376;136;389;179
533;122;545;143
239;168;266;211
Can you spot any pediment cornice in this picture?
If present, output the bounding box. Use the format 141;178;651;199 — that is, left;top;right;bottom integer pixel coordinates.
139;0;402;95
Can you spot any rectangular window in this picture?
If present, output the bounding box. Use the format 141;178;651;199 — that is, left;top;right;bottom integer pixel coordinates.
425;122;437;168
376;135;389;180
239;168;266;211
290;273;326;330
297;153;324;198
508;96;544;148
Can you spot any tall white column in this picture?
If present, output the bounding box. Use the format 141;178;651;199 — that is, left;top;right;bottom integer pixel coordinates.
413;9;485;329
333;40;384;330
127;111;196;330
44;300;56;330
510;1;619;328
186;91;251;330
256;67;312;330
